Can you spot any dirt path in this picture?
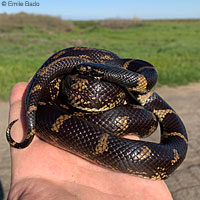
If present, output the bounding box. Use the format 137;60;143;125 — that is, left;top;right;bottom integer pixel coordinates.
0;102;10;200
0;83;200;200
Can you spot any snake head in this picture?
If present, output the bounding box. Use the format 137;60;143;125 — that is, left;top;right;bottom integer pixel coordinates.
76;63;105;79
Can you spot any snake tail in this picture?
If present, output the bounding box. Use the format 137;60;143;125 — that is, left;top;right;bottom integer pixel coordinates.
6;119;35;148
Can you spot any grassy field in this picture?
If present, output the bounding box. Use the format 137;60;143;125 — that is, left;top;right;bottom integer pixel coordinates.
0;13;200;100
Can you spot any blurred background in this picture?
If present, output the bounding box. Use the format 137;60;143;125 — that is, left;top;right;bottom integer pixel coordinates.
0;0;200;100
0;0;200;199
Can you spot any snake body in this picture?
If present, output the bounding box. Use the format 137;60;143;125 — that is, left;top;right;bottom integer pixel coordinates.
6;47;188;180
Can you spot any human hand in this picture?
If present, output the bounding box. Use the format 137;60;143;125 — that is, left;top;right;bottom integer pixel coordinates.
7;82;172;200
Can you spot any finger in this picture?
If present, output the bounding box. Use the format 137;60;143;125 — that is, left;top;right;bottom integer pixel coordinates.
8;82;28;142
9;82;28;106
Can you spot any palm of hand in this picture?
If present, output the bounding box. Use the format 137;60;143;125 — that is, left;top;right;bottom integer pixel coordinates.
8;82;172;200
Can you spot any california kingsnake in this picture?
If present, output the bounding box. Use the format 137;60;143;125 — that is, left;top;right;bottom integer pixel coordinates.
6;47;188;180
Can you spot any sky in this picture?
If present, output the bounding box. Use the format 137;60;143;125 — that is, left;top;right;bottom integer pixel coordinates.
0;0;200;20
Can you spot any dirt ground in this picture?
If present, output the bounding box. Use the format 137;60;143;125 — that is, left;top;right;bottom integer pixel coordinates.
0;83;200;200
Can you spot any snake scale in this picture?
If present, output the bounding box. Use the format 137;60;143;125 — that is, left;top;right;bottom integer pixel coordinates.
6;47;188;180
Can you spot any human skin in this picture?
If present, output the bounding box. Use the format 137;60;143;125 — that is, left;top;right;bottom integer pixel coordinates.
7;82;173;200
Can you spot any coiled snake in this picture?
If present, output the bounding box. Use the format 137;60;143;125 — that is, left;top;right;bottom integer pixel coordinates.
6;47;188;180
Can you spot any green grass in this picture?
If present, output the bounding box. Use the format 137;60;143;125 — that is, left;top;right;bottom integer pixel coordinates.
0;14;200;100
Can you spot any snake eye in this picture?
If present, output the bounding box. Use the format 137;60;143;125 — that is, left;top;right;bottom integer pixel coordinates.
86;65;92;70
76;63;91;71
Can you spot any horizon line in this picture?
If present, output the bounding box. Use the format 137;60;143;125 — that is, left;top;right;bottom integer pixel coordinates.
0;11;200;21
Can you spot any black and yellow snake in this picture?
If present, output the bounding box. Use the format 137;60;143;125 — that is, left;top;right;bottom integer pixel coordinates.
6;47;188;180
